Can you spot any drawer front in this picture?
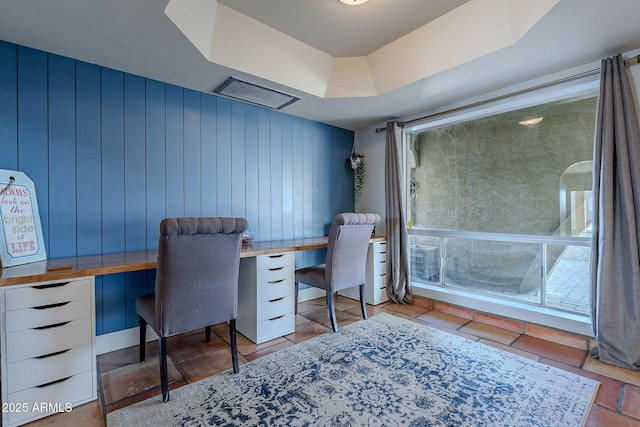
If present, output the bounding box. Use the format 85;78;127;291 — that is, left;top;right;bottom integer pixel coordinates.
370;242;387;276
372;287;389;305
257;313;294;342
257;252;293;271
373;272;387;287
6;299;91;332
7;345;93;394
258;278;293;302
370;272;387;301
7;319;92;363
371;258;387;276
373;242;387;256
374;251;387;263
7;370;94;426
257;295;293;321
373;247;387;262
6;279;91;311
258;265;293;284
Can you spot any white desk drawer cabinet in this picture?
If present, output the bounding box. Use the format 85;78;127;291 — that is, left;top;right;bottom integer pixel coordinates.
339;241;389;306
367;241;389;305
238;252;295;344
1;277;97;427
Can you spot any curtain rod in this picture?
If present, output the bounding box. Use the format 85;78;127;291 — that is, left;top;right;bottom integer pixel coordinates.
374;54;640;134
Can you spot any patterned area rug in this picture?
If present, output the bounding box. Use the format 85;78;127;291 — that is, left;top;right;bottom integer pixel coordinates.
107;313;598;426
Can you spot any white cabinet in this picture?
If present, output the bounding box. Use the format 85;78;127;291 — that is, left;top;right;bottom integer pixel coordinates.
237;252;295;344
1;277;97;427
339;241;389;305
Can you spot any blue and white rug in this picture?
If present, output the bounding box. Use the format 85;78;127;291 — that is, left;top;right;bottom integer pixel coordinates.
107;313;598;426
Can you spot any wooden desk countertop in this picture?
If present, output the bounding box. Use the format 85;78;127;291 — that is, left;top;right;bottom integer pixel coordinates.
0;236;386;287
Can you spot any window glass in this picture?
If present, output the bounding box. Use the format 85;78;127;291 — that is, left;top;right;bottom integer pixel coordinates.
409;95;597;236
407;92;597;316
443;238;542;306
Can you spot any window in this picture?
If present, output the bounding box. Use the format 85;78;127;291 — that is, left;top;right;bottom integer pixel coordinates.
406;90;597;317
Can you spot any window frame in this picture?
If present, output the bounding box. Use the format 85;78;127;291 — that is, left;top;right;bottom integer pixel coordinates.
402;77;600;332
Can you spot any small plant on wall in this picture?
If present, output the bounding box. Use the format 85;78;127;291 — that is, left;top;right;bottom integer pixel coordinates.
346;151;366;205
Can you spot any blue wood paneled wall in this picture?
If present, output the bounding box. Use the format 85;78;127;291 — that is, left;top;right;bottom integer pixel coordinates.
0;41;354;335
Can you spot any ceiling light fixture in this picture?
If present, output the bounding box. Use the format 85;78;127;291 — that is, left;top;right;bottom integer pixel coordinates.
338;0;369;5
214;77;300;110
518;117;544;126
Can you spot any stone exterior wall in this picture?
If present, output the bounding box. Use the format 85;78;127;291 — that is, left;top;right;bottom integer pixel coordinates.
411;95;596;292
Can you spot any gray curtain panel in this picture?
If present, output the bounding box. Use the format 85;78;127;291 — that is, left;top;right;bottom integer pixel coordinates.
385;121;413;304
591;53;640;370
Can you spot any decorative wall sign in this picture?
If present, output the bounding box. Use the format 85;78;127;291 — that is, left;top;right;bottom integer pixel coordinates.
0;170;47;267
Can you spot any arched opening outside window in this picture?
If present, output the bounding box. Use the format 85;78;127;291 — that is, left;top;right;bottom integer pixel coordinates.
559;160;593;237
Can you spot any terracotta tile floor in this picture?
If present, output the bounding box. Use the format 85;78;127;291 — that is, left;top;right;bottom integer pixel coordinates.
26;296;640;426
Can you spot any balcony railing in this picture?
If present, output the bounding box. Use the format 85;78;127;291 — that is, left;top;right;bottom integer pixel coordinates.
408;228;591;316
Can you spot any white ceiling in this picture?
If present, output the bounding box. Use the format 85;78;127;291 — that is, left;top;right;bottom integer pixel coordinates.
217;0;469;57
1;0;640;130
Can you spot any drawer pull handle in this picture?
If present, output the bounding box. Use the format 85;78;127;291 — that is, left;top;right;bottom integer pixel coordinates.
268;279;285;284
268;254;284;259
33;301;70;310
32;282;70;290
36;376;72;388
36;349;71;359
269;297;284;303
268;315;285;321
34;321;70;330
269;267;285;271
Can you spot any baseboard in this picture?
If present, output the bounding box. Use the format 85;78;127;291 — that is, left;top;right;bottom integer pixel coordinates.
298;287;325;302
96;325;158;356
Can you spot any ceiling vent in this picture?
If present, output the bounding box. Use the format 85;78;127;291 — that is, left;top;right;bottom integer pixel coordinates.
213;77;300;110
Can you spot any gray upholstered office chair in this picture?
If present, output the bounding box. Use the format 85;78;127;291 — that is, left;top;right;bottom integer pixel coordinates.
136;216;248;401
295;213;380;332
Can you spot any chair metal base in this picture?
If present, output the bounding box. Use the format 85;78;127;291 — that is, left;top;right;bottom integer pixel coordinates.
159;336;169;401
229;319;240;374
326;289;338;332
359;284;368;321
139;315;147;363
138;316;240;402
321;284;368;333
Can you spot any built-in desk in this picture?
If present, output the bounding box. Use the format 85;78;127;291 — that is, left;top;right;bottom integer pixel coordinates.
0;235;385;426
0;236;347;287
